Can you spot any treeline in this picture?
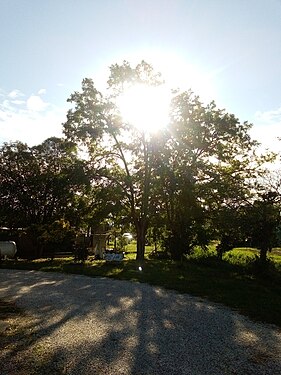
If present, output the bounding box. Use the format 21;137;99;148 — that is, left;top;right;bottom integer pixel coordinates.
1;61;280;264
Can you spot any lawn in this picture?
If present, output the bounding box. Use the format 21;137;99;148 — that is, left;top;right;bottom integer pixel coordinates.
1;244;281;327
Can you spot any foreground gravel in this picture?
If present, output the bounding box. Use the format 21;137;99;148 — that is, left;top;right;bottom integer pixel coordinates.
0;269;280;374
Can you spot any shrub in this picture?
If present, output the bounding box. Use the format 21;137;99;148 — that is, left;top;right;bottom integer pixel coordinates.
38;220;76;259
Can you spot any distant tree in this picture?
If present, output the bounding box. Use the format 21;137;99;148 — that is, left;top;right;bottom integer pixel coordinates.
156;162;210;260
213;205;246;260
0;137;90;229
242;191;281;265
84;178;128;234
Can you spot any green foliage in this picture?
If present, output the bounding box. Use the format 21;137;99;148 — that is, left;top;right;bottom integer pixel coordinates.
154;90;264;260
114;235;127;252
107;60;164;91
0;138;90;229
38;219;76;257
223;248;256;266
148;249;170;260
242;192;281;262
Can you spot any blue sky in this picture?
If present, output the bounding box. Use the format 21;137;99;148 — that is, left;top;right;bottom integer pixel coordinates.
1;0;281;149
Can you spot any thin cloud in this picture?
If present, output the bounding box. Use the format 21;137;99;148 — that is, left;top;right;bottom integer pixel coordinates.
0;109;65;146
8;89;24;99
38;88;47;95
251;106;281;152
26;95;49;112
0;88;66;146
0;109;10;121
255;106;281;123
11;100;25;105
0;99;16;113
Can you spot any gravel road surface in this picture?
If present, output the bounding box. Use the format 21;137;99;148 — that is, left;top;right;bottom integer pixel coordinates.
0;269;280;374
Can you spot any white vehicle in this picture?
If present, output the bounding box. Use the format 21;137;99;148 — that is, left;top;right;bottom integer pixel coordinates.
122;233;133;243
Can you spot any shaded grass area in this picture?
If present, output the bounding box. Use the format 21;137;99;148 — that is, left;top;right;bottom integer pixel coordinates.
1;248;281;328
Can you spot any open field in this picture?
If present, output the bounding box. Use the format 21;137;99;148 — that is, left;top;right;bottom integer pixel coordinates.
1;245;281;327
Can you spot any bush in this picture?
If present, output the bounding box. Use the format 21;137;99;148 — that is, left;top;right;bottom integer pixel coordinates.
163;234;188;261
38;220;76;259
148;249;170;260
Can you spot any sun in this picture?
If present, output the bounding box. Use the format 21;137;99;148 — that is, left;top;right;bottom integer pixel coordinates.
117;84;171;134
117;50;217;104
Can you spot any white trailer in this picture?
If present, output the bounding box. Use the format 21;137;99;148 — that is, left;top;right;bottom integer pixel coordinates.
0;241;17;260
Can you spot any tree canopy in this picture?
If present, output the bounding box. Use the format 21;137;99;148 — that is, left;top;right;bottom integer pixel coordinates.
0;137;90;229
63;60;270;261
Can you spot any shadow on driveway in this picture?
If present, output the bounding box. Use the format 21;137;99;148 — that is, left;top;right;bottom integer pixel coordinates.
0;269;280;374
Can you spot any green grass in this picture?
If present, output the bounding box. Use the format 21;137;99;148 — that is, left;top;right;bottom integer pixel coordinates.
1;246;281;327
110;241;154;260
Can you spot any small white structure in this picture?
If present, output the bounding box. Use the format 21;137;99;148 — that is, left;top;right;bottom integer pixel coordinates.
0;241;17;259
92;233;109;258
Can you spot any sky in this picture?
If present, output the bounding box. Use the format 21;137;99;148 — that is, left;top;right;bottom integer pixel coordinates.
1;0;281;151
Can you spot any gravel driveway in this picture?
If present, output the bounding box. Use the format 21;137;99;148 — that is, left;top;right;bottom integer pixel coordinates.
0;269;280;374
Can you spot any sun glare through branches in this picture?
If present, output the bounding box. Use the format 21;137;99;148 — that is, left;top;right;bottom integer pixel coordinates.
117;84;171;134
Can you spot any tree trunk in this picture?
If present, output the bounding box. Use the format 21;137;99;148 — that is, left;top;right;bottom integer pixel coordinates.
135;220;147;263
259;246;268;264
216;244;223;261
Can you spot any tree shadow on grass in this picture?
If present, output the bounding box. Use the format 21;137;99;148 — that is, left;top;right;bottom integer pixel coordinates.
0;269;280;374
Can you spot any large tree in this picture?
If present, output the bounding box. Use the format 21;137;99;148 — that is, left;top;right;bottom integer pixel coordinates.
154;90;269;259
63;61;164;261
63;61;269;262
